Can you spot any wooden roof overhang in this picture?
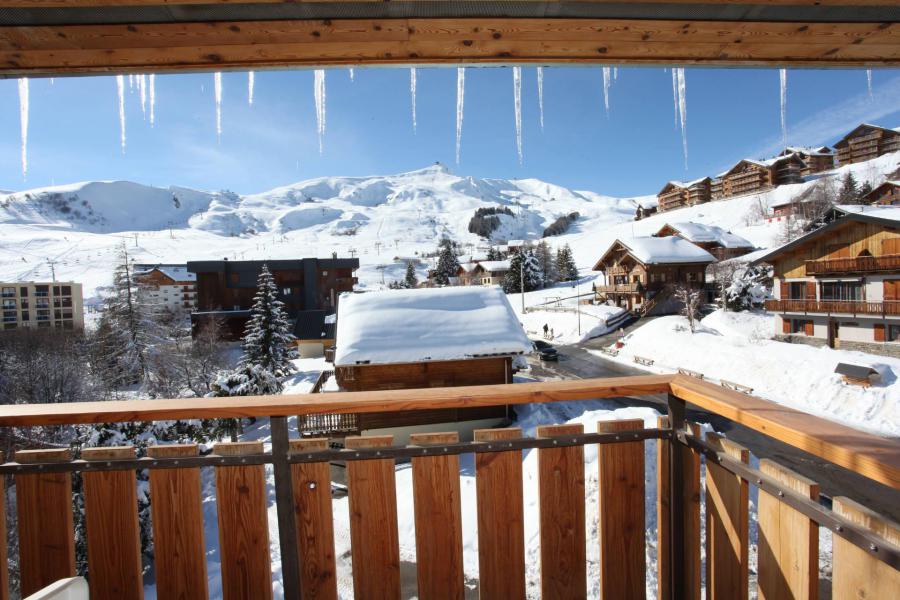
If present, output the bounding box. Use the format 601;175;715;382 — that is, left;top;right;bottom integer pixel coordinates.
0;1;899;78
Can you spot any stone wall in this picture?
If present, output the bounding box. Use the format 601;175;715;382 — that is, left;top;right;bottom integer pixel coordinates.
776;334;900;358
775;334;828;349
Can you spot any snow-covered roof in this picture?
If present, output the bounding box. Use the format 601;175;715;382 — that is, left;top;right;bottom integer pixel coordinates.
833;204;900;223
783;146;832;156
135;265;196;282
664;222;754;249
476;260;511;272
334;286;532;366
663;177;710;190
607;236;717;266
507;239;527;246
458;262;479;274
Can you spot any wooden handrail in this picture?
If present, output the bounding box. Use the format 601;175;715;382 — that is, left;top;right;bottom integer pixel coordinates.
669;375;900;490
0;374;897;490
0;375;673;426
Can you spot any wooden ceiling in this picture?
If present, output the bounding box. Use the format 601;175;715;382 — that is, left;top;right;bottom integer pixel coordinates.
0;1;897;77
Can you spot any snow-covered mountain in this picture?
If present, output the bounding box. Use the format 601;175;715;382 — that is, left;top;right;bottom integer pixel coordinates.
1;154;898;301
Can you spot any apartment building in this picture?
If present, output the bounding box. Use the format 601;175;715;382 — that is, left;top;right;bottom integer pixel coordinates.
133;264;197;312
755;205;900;358
1;281;84;331
833;123;900;165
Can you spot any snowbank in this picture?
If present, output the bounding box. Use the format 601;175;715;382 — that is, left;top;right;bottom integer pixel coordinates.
334;286;533;366
595;311;900;437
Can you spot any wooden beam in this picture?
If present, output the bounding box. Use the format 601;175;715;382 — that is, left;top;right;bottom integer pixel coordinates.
3;0;899;7
0;17;896;77
0;374;674;425
670;374;900;490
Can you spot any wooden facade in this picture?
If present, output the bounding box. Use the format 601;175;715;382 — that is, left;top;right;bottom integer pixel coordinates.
779;146;836;176
336;356;513;393
592;240;713;315
863;181;900;206
719;155;804;199
756;209;900;355
657;178;711;213
834;124;900;165
133;267;197;311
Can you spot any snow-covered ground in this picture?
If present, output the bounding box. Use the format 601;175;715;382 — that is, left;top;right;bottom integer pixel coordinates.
2;152;897;304
593;310;900;437
507;279;628;344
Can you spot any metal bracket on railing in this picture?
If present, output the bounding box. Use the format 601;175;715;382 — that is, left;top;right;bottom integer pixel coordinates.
270;416;301;600
666;393;687;600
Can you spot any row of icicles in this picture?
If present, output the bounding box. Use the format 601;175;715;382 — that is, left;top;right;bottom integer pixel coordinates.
14;67;877;181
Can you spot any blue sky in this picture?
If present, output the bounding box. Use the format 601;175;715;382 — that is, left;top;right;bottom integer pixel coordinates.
1;66;899;197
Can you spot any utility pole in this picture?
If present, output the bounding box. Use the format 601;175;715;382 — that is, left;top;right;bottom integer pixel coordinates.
520;252;525;313
47;260;56;282
576;278;582;336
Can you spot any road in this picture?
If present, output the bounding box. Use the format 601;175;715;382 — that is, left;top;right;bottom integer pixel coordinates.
527;332;900;523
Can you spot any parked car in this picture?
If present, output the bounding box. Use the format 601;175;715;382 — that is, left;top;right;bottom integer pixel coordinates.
532;339;559;361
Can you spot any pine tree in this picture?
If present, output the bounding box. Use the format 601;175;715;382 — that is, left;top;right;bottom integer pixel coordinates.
211;264;297;397
534;240;557;286
556;244;579;282
838;172;860;204
433;238;461;286
503;250;544;293
858;181;874;203
403;261;419;288
486;246;500;261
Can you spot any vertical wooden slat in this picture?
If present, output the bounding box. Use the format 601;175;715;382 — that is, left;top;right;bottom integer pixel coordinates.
81;447;143;600
757;459;819;600
214;441;273;600
597;418;646;600
410;432;464;600
832;496;900;599
345;435;400;600
147;444;208;600
289;438;338;600
0;453;8;600
656;417;702;600
474;427;525;600
705;433;749;600
536;424;586;600
15;449;75;597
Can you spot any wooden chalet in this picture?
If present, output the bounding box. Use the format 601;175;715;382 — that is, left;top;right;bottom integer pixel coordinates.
471;260;511;285
834;124;900;165
330;286;532;440
779;146;836;175
592;237;716;315
657;178;712;213
710;176;725;200
133;264;197;312
863;180;900;206
754;205;900;358
718;154;805;198
655;222;755;261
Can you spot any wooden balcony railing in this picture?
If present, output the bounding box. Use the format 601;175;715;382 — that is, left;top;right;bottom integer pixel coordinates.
0;375;898;599
594;283;641;294
766;298;900;316
806;253;900;275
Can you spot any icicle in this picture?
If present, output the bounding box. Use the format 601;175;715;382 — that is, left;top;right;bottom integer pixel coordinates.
513;66;523;165
138;74;147;119
349;68;355;82
614;66;618;81
128;74;135;92
866;69;873;99
149;74;156;126
248;71;255;106
455;67;465;164
779;68;787;150
602;67;611;116
671;69;678;127
18;78;28;181
676;68;688;168
410;68;417;134
314;69;326;155
50;78;55;86
536;66;545;132
214;72;222;141
116;75;126;153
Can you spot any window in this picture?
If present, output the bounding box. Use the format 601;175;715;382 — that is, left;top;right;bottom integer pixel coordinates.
21;312;29;321
888;325;900;343
19;287;27;297
790;319;810;334
53;286;61;295
34;285;49;297
20;299;28;309
2;299;15;309
821;282;862;301
61;285;71;296
283;287;291;296
1;287;14;298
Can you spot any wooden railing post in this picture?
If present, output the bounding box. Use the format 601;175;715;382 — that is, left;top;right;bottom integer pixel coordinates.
666;394;687;600
270;416;301;600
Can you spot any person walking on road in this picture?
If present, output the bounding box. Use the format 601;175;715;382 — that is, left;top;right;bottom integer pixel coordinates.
543;323;549;339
